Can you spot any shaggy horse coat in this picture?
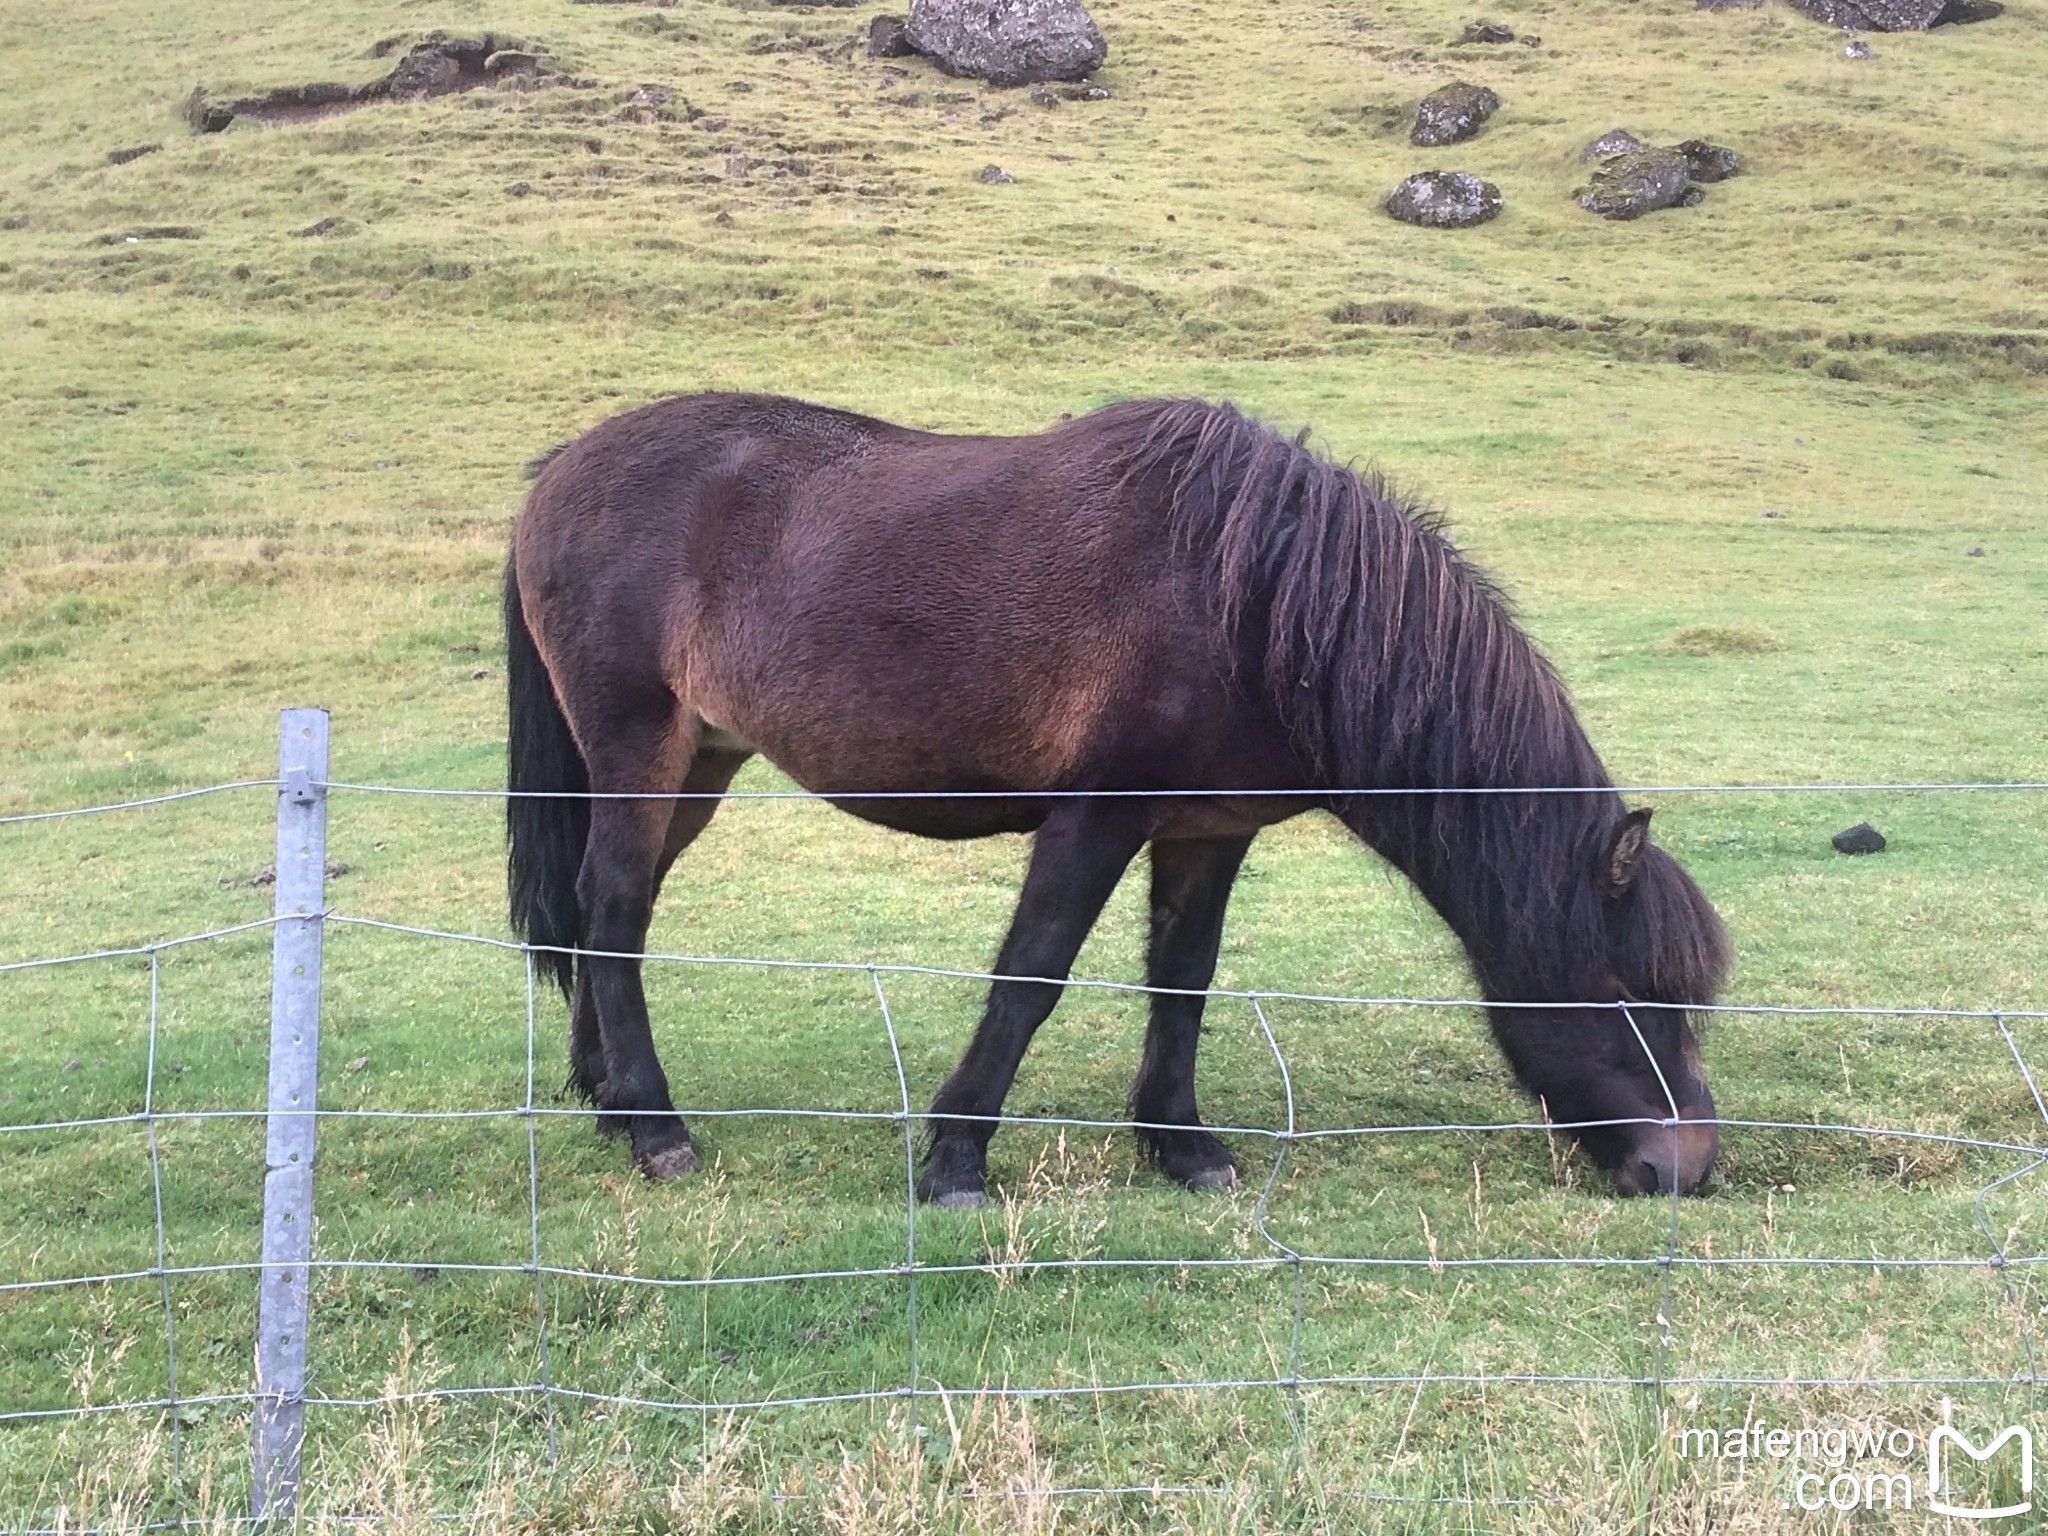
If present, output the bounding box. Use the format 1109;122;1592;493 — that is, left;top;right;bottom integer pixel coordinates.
506;394;1729;1203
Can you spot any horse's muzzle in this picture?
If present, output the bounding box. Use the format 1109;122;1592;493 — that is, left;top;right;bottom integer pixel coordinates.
1610;1098;1719;1196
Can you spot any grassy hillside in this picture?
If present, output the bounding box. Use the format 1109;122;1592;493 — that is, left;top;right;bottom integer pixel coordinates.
1;0;2045;1530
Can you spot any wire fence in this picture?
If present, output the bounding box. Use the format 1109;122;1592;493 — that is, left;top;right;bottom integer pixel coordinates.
3;725;2046;1529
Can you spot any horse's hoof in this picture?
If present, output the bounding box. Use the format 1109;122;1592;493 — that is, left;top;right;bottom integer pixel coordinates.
1180;1164;1239;1191
927;1187;987;1209
640;1143;701;1179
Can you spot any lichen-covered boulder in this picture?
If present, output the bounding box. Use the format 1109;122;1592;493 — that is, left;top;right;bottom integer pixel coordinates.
1411;82;1499;147
1787;0;1998;25
905;0;1106;87
1672;138;1740;182
1577;149;1692;219
1387;170;1503;228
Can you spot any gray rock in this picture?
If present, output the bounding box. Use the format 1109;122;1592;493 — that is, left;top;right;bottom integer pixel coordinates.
1787;0;1996;26
1411;81;1499;147
1845;38;1877;54
906;0;1106;87
1673;138;1740;181
979;162;1014;183
1577;148;1693;219
1457;19;1517;42
1580;127;1642;163
869;15;918;56
1832;822;1886;854
1386;170;1503;228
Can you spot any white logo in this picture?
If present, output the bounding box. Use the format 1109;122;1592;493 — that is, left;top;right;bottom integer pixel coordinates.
1927;1424;2032;1520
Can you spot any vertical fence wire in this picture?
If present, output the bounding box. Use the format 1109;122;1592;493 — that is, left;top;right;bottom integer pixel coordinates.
870;968;920;1449
1248;995;1316;1504
1989;1014;2047;1391
142;945;182;1509
522;946;557;1461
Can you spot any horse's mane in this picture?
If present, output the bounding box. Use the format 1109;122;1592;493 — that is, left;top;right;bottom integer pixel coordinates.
1096;398;1728;1007
1103;398;1601;797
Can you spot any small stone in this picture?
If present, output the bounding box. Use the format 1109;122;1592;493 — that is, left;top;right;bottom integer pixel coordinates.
1967;546;1985;556
1411;81;1499;148
868;15;918;56
1581;127;1642;163
506;181;531;197
325;860;351;877
1386;170;1503;228
1845;38;1877;56
1832;822;1886;855
713;210;734;225
979;162;1014;183
1457;19;1517;42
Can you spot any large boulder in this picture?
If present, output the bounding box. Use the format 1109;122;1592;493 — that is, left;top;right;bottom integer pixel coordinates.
1786;0;1998;25
905;0;1106;87
1411;82;1499;147
1577;148;1693;219
1387;170;1503;228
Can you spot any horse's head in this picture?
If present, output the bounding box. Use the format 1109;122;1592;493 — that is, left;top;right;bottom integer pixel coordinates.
1492;808;1731;1196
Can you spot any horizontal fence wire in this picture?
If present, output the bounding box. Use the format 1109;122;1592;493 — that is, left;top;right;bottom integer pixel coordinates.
3;770;2046;1531
4;774;2048;829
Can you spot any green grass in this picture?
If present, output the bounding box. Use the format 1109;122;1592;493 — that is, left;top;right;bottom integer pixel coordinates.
2;0;2047;1529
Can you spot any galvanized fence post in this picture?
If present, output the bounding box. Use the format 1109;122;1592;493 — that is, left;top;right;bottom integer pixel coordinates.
252;708;330;1522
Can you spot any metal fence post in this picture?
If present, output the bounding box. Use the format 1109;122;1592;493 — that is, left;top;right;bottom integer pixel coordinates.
252;708;330;1522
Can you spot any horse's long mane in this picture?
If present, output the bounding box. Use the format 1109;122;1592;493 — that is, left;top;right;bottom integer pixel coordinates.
1097;398;1727;1007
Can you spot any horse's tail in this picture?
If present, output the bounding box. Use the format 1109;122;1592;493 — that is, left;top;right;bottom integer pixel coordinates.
505;553;588;999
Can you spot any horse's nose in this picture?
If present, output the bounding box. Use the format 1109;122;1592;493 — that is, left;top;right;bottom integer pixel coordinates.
1613;1098;1719;1196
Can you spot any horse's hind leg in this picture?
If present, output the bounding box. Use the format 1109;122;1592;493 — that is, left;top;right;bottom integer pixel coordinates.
1132;834;1253;1190
574;711;709;1176
574;746;752;1138
919;802;1151;1207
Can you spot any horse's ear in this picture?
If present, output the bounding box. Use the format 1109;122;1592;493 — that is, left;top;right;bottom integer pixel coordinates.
1600;808;1653;899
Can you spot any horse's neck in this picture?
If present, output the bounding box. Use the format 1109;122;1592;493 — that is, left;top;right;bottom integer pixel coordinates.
1339;778;1612;1004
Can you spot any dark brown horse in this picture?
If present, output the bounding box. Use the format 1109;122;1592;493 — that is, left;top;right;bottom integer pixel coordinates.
505;393;1729;1204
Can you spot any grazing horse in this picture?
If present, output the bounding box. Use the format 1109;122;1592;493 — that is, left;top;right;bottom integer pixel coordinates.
505;393;1730;1204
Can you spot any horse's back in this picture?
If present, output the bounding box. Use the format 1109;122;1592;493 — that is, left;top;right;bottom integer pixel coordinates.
515;393;1279;810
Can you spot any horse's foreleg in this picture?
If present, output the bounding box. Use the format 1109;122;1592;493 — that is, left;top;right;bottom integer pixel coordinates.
1132;834;1253;1190
918;802;1150;1207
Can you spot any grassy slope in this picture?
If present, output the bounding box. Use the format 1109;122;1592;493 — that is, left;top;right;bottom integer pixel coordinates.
1;0;2046;1529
